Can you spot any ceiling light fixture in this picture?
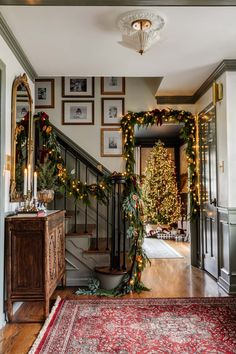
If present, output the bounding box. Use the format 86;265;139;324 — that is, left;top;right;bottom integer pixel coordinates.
117;10;165;55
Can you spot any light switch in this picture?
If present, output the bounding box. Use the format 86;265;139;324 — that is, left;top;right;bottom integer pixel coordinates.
219;161;224;173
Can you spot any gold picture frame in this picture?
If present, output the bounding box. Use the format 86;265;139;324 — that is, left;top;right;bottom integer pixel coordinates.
62;100;94;125
101;77;125;95
35;79;55;108
101;128;123;157
62;77;94;98
101;98;125;126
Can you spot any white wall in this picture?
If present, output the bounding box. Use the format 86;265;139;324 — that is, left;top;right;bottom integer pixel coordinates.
0;34;34;329
36;77;160;173
0;36;34;212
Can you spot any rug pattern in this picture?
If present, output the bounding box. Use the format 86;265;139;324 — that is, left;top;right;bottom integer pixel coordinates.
30;297;236;354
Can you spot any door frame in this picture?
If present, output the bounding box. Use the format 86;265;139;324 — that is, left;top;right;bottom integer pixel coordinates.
0;59;6;328
198;102;219;276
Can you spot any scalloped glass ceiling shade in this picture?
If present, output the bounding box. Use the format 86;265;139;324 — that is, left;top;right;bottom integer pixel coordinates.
121;30;161;54
118;10;164;55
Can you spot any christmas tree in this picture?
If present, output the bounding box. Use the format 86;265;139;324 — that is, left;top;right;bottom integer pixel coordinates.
142;141;181;226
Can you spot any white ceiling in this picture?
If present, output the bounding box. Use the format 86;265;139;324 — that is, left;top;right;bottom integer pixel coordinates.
1;6;236;95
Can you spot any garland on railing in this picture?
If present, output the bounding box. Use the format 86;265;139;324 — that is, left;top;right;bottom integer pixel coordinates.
34;112;109;205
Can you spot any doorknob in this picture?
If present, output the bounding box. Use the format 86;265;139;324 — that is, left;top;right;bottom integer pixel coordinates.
210;198;217;207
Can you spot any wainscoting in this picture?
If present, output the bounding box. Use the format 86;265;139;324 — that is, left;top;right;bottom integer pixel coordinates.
218;207;236;294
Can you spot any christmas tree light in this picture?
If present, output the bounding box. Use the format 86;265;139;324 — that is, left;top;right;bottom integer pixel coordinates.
142;141;181;225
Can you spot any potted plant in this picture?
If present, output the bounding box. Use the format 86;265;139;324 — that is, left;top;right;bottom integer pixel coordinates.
37;159;59;209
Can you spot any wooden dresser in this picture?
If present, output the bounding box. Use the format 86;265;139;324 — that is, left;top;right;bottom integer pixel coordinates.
5;210;65;322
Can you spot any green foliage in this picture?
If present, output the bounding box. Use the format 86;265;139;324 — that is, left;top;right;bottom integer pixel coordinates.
36;160;60;191
34;112;110;204
121;108;199;219
15;160;24;191
121;176;151;293
35;109;198;297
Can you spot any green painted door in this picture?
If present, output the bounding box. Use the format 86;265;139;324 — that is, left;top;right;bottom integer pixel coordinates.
199;105;218;278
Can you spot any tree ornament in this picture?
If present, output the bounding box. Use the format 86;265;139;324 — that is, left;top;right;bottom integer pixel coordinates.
142;140;181;226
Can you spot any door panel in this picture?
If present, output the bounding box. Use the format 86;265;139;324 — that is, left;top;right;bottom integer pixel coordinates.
199;106;218;278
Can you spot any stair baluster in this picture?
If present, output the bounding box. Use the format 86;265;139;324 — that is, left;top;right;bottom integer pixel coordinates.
106;197;110;251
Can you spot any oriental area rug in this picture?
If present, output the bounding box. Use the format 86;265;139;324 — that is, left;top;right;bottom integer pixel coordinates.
29;297;236;354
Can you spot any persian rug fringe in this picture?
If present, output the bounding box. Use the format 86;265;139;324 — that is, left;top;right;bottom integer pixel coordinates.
28;296;62;354
28;297;236;354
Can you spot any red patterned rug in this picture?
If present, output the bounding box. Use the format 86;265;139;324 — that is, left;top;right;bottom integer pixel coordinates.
29;297;236;354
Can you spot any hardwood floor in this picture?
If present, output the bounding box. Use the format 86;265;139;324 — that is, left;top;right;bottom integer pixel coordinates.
0;241;229;354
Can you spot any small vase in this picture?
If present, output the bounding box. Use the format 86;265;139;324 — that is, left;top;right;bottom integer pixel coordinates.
37;189;54;210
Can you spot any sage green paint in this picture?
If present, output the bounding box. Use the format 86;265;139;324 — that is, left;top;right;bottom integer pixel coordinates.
218;207;236;294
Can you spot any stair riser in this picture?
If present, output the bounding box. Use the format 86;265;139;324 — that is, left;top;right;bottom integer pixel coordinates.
66;237;110;286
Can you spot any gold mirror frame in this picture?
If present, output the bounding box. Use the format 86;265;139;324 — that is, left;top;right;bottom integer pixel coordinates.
10;73;33;201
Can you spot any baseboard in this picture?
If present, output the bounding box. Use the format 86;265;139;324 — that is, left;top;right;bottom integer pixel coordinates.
218;277;236;294
4;301;23;323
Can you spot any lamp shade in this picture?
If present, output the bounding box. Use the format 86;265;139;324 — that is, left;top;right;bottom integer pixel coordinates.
118;10;164;55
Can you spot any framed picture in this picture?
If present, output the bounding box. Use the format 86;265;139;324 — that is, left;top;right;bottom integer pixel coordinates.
62;100;94;125
101;98;125;126
16;102;29;123
101;128;123;157
17;83;28;97
62;77;94;98
35;79;54;108
101;77;125;95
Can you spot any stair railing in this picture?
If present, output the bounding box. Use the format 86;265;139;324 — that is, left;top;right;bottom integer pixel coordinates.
35;123;129;272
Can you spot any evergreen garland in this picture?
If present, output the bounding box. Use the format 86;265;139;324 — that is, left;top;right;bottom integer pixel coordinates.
33;109;198;296
121;108;198;218
34;112;109;205
118;108;198;294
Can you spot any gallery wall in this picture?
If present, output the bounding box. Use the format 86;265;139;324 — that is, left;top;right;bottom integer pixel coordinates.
35;77;195;173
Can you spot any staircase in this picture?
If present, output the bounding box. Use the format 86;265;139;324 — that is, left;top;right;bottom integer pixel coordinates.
43;126;128;286
65;227;110;286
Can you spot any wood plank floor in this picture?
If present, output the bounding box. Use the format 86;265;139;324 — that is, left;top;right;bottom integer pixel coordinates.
0;241;229;354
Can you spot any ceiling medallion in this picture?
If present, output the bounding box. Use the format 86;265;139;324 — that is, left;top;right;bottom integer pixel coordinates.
117;10;165;55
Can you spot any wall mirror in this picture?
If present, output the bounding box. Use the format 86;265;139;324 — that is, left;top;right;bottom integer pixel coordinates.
10;73;33;201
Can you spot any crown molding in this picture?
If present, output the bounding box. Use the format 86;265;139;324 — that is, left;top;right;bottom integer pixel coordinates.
0;0;236;5
156;59;236;105
156;95;194;104
193;59;236;102
0;12;37;81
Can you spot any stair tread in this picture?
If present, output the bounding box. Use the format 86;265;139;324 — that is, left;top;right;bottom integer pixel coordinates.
66;232;93;237
83;249;110;254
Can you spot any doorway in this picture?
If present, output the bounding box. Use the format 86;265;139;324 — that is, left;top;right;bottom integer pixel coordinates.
134;122;191;283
